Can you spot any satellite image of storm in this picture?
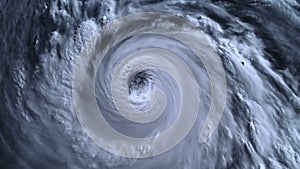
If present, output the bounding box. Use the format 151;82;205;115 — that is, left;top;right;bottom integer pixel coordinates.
0;0;300;169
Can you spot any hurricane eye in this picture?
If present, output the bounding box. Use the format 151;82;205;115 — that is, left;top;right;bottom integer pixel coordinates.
128;70;154;110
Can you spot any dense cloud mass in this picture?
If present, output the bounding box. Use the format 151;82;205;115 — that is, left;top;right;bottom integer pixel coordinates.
0;0;299;169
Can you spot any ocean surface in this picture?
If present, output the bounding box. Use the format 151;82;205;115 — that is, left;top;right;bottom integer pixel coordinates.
0;0;299;169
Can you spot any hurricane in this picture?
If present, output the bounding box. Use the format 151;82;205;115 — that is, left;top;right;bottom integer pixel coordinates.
72;12;226;158
0;0;299;169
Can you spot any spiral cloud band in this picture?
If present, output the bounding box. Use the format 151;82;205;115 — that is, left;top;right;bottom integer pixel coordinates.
72;13;226;158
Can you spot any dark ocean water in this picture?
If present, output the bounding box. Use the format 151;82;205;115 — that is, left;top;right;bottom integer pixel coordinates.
0;0;299;169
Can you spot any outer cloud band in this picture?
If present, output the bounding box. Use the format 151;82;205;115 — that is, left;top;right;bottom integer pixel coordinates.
72;12;227;158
